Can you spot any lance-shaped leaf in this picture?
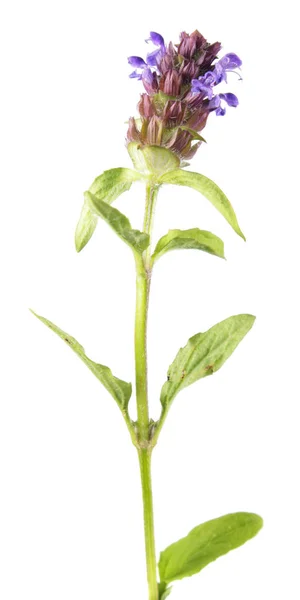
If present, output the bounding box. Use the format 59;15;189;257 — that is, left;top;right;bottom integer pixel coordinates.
158;169;245;240
159;512;263;584
160;314;255;408
31;311;132;410
86;191;150;254
75;168;143;252
152;228;225;263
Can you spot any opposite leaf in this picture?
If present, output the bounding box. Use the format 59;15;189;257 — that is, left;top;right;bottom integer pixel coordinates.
160;314;255;408
159;169;245;240
86;191;150;255
31;311;132;411
75;168;142;252
159;512;263;584
152;228;225;263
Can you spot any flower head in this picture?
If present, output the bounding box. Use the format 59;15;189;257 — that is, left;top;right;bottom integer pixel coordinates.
127;30;242;162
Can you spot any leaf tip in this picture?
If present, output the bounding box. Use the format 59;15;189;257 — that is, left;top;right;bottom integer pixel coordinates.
74;236;83;253
247;314;256;326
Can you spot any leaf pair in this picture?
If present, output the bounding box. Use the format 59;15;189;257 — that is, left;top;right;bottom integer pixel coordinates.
75;144;245;258
159;512;263;586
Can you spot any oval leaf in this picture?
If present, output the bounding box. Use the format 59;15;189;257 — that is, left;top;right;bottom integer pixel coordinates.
160;314;255;408
128;142;180;178
75;200;98;252
158;169;245;240
159;512;263;584
31;310;132;410
152;228;225;263
86;191;149;255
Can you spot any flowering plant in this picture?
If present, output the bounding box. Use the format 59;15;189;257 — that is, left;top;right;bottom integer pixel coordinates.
32;29;262;600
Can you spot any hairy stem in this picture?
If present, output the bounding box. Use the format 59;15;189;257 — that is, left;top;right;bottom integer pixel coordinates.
134;184;159;600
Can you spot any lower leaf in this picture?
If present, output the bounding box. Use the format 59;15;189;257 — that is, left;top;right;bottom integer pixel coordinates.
159;512;263;584
31;310;132;411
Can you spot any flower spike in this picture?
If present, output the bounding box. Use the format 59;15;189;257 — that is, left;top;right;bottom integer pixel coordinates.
127;30;242;159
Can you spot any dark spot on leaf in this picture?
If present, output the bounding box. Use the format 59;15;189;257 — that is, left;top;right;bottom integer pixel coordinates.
64;337;71;344
167;375;170;381
181;369;186;380
205;364;214;373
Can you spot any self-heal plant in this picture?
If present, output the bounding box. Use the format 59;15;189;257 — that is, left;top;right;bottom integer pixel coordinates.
32;29;262;600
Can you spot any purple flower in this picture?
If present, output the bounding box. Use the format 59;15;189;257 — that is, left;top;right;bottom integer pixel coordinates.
192;51;242;91
191;50;242;116
219;52;242;70
208;92;239;116
213;52;242;83
128;56;147;79
128;32;166;80
145;31;166;67
191;72;216;98
146;32;165;47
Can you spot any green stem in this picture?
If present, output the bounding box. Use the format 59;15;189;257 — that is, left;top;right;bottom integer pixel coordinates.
138;448;158;600
134;184;159;600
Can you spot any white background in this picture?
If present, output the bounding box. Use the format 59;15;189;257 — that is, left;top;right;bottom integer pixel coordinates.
1;1;299;598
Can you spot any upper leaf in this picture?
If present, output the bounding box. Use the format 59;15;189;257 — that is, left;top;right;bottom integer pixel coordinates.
31;311;132;410
152;228;225;263
159;512;263;584
75;168;143;252
88;167;142;201
75;200;98;252
128;142;180;178
158;169;245;240
86;191;150;255
160;314;255;408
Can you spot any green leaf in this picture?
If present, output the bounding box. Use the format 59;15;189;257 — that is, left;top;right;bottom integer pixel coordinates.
158;169;245;240
86;191;150;254
31;310;132;410
127;142;180;179
159;512;263;584
152;228;225;263
160;314;255;408
88;167;142;202
75;168;142;252
159;585;172;599
75;200;98;252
